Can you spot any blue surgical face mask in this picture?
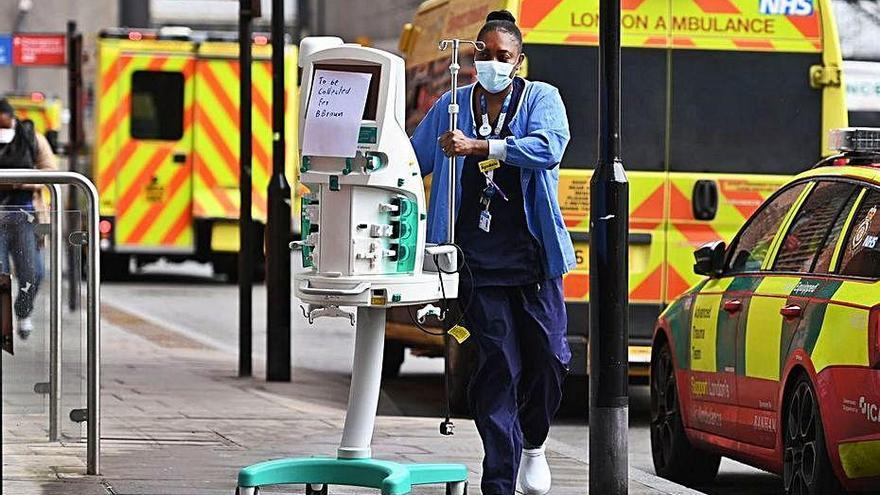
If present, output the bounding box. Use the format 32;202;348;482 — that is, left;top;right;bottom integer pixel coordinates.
475;60;516;94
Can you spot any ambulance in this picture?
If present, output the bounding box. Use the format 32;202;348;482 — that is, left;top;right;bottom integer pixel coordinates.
392;0;847;396
93;27;299;280
4;92;62;152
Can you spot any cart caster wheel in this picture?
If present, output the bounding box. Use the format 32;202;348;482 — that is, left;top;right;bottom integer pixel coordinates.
446;481;467;495
236;487;259;495
306;483;328;495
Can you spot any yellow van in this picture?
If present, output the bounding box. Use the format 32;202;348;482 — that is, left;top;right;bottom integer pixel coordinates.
390;0;847;392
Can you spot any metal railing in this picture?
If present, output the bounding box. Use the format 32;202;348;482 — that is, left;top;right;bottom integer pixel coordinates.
0;170;100;475
48;183;62;442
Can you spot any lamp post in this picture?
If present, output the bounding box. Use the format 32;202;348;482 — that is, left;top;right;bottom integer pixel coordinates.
266;0;292;382
589;0;629;490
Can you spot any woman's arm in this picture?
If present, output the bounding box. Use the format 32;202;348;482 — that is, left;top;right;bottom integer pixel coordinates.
501;86;570;170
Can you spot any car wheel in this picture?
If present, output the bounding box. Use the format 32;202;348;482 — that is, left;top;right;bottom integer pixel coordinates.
650;341;721;484
783;374;843;495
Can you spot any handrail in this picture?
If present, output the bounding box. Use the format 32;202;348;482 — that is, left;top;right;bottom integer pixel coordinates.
48;184;62;442
0;170;100;475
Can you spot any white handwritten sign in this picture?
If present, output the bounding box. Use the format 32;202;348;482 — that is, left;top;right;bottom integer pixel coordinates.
302;69;372;158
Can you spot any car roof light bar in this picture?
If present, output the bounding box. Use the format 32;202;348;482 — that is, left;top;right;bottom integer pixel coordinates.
829;128;880;153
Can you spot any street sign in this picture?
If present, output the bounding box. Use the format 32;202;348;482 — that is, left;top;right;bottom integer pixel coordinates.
12;34;66;66
0;35;12;66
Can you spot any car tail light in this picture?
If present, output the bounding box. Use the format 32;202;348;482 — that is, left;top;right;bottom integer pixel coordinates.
127;31;143;41
870;305;880;369
30;92;44;102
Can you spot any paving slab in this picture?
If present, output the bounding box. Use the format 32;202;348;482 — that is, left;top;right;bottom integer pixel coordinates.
2;303;703;495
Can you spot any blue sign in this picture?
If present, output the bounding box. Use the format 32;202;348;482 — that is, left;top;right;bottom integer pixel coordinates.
0;35;11;65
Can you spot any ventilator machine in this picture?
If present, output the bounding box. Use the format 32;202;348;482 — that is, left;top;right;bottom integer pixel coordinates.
235;37;467;495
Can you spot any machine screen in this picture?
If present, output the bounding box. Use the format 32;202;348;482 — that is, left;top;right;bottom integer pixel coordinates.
313;63;381;120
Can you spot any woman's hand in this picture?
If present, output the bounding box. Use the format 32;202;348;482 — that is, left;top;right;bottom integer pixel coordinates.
438;130;487;157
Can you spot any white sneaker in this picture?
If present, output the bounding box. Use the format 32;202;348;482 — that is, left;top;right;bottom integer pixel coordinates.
517;444;551;495
17;317;33;340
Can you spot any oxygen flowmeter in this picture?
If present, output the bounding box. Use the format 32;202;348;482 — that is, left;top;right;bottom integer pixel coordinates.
235;38;467;495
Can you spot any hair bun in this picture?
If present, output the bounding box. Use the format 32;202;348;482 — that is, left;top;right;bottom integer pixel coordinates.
486;9;516;24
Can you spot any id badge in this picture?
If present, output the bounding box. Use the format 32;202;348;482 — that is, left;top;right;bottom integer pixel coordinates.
479;209;492;233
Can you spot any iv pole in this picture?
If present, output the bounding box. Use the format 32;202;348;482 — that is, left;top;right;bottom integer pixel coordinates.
438;39;484;244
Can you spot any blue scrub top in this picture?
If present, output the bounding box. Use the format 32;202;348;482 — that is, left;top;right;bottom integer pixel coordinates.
411;79;577;280
456;78;544;287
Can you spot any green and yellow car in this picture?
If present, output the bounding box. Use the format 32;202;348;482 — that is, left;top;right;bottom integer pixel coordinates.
651;128;880;494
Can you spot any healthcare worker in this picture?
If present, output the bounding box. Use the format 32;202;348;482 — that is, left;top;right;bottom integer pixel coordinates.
410;10;575;495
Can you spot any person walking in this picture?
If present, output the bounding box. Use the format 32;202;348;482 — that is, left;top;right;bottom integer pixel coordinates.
0;98;57;339
410;11;575;495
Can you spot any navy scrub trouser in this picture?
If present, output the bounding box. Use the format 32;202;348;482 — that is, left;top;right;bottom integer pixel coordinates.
463;277;571;495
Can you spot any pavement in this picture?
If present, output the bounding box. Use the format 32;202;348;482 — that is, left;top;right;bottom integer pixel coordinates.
1;265;708;494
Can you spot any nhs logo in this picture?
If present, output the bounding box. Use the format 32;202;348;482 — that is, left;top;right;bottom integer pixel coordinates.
759;0;814;15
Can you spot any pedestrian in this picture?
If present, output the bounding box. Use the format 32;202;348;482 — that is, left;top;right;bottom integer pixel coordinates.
410;10;575;495
0;98;57;339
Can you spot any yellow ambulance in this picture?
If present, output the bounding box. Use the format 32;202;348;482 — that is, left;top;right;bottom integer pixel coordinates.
93;27;299;280
394;0;847;386
4;92;62;151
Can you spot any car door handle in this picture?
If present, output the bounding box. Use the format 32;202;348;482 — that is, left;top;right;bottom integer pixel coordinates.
780;305;803;319
172;153;187;164
723;300;743;314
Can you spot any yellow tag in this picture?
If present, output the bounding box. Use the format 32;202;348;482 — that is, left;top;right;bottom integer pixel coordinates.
478;159;501;173
448;325;470;344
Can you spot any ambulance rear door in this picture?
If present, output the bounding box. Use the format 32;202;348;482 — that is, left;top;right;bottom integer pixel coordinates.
113;52;196;253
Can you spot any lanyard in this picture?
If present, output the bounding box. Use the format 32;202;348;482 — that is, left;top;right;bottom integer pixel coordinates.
478;89;513;139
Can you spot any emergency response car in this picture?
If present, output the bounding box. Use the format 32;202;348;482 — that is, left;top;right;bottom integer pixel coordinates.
4;92;62;152
651;128;880;493
391;0;847;392
93;27;299;279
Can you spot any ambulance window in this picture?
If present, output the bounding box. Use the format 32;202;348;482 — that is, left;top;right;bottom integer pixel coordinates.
838;189;880;278
525;46;666;171
130;71;184;140
726;183;806;274
669;51;822;174
773;182;860;273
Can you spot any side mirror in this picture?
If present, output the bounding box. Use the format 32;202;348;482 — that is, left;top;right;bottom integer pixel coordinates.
693;241;726;278
1;273;12;355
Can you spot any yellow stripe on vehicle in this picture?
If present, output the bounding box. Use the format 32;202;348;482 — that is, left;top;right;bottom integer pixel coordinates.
838;440;880;479
691;292;724;372
811;303;869;373
744;276;799;380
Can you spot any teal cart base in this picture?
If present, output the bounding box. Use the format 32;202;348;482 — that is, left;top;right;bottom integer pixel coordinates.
236;457;468;495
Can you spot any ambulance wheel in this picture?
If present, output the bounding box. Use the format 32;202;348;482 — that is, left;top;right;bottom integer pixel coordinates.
650;341;720;485
782;374;843;495
445;480;467;495
305;483;328;495
100;253;130;281
382;340;405;379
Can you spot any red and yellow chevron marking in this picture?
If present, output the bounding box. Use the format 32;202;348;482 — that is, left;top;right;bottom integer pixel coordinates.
191;57;274;222
96;51;196;250
558;170;667;304
517;0;824;52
